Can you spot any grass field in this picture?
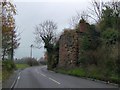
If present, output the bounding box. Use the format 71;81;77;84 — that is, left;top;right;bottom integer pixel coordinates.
16;64;30;69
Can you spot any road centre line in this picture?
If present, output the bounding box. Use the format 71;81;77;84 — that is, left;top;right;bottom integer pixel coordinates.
35;69;46;77
40;73;46;77
36;67;60;85
48;77;61;85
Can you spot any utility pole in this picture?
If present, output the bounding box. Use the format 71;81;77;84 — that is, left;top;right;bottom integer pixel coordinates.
30;44;33;58
30;44;42;58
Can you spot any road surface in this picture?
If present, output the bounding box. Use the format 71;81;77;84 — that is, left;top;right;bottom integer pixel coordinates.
14;65;118;88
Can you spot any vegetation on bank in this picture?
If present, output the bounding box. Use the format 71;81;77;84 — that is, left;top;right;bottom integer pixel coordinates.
52;1;120;85
2;60;16;82
2;1;20;82
2;57;39;82
54;66;119;84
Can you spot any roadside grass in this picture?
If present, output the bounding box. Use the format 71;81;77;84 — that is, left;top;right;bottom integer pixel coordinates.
16;64;30;70
2;69;13;82
2;63;29;82
2;60;15;82
0;73;2;80
54;68;87;77
54;67;119;84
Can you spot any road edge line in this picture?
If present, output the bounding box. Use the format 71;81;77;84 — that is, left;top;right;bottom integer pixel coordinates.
10;71;21;89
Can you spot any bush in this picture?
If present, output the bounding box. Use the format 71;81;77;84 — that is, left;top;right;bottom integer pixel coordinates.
26;57;39;66
102;28;119;45
2;60;16;81
81;36;91;50
2;60;16;71
39;60;47;65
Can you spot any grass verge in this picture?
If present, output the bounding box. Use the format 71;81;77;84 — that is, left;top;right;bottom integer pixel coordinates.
2;63;30;82
2;60;15;82
2;69;13;82
54;67;119;85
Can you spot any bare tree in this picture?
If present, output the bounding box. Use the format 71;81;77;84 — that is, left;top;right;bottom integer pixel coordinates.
34;20;57;51
69;12;81;28
88;0;120;24
88;0;104;23
69;11;89;29
105;1;120;17
34;20;57;69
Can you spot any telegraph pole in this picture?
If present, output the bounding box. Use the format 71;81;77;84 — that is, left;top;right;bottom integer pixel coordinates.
30;44;33;58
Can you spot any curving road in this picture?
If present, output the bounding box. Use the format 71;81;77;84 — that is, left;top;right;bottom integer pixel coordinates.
14;65;118;88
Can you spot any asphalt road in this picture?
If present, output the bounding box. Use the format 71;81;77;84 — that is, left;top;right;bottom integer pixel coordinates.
14;65;118;88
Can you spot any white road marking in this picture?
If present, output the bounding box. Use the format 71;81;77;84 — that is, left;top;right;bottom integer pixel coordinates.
48;77;61;85
36;66;60;85
35;69;46;77
18;76;20;80
40;73;46;77
19;72;21;75
11;72;21;88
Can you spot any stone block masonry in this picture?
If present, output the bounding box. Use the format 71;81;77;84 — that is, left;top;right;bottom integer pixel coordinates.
58;19;87;68
58;29;79;68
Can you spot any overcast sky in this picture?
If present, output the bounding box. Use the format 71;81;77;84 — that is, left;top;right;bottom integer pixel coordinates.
14;0;92;59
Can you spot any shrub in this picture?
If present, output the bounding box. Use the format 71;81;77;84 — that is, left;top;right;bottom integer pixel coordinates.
39;60;47;65
102;28;119;46
26;57;39;66
2;60;16;71
2;60;16;81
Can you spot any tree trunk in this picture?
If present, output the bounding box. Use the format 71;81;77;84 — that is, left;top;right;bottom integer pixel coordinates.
11;30;14;60
2;49;5;61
